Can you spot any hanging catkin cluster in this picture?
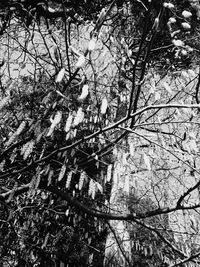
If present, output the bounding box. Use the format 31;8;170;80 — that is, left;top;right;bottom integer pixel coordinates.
88;179;96;199
66;171;73;189
6;121;26;147
58;164;67;182
73;107;84;126
78;171;87;190
47;111;62;136
0;95;9;111
64;114;73;133
21;140;34;160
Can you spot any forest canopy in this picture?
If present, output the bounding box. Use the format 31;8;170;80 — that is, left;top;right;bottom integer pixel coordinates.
1;0;200;266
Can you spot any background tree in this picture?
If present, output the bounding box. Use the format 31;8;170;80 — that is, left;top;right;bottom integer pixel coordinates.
1;0;200;266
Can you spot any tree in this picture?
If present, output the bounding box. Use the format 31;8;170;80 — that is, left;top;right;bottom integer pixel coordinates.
1;0;200;266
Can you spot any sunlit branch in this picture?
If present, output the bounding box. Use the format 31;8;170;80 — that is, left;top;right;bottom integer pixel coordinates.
130;218;187;259
170;251;200;267
119;125;200;175
0;103;200;180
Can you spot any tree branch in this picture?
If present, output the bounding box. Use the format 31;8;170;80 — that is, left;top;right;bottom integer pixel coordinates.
1;103;200;180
